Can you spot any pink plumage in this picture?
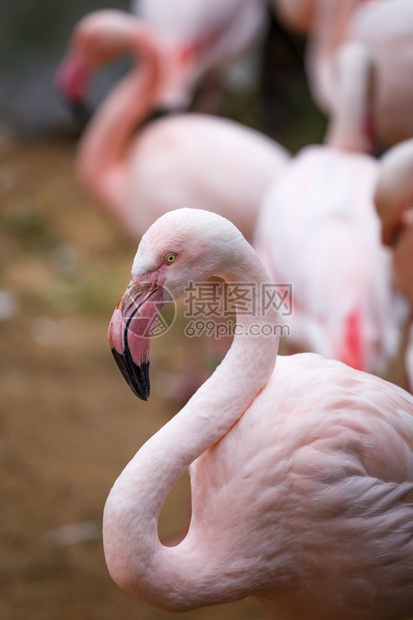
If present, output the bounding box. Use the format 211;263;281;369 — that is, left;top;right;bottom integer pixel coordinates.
105;209;413;619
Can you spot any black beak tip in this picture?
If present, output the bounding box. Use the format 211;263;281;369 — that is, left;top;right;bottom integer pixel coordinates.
137;390;149;402
58;91;92;131
111;348;150;402
69;100;92;129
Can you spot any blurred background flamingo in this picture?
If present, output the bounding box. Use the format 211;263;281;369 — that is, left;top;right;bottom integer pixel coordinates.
272;0;413;150
56;10;289;243
255;143;408;379
254;84;408;380
131;0;269;112
56;9;290;400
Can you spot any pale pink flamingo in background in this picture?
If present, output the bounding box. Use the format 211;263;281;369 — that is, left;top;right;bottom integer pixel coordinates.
254;142;408;379
272;0;413;150
374;138;413;390
131;0;269;111
56;9;289;401
254;80;408;380
56;10;289;244
105;208;413;618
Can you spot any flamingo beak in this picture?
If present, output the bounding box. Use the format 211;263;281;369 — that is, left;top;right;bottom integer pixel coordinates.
55;52;92;130
66;99;92;129
108;275;165;401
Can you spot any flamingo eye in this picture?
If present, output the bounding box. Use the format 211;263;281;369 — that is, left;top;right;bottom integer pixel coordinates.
165;253;176;265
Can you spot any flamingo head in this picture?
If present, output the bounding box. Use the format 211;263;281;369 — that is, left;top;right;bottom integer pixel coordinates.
56;46;92;127
56;10;151;126
108;208;247;400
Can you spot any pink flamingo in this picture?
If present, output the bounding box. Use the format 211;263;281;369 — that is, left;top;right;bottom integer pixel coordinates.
273;0;413;149
56;9;288;244
105;208;413;618
56;9;289;401
254;143;408;378
254;82;408;379
131;0;269;110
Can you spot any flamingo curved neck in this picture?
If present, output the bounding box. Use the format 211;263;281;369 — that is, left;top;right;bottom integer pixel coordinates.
310;0;362;109
78;22;161;213
325;41;373;152
315;0;360;54
103;247;280;611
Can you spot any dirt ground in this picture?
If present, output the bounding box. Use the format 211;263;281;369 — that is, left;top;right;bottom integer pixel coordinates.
0;135;275;620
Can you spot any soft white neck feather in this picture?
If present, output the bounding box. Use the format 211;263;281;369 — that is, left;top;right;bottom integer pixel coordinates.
103;244;279;611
